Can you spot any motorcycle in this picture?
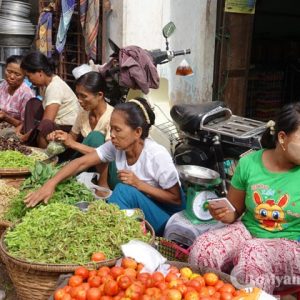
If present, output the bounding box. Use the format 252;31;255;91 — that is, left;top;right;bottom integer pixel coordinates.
162;102;267;247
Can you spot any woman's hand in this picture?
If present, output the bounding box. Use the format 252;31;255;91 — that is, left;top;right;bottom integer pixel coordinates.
24;181;56;207
208;203;237;224
48;130;73;148
118;170;141;189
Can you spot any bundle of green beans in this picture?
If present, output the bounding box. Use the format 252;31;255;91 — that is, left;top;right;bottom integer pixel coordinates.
5;201;151;264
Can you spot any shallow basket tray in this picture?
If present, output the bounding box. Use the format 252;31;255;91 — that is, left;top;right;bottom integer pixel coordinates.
0;220;155;300
0;147;58;176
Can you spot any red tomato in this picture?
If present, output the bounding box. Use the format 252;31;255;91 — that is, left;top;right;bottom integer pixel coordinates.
88;276;102;288
91;252;106;262
212;291;221;299
123;268;137;279
184;290;200;300
110;266;124;279
145;287;162;298
186;279;203;292
89;270;98;279
137;263;144;273
125;283;145;300
69;275;83;288
100;297;113;300
104;280;119;296
168;266;180;274
75;267;90;280
62;294;72;300
214;280;225;291
203;273;219;286
219;284;235;294
137;272;153;288
81;283;91;292
117;275;132;290
101;274;114;284
97;266;111;277
63;286;72;294
163;288;182;300
86;287;102;300
151;271;165;284
207;286;217;296
198;287;210;298
193;275;205;287
220;292;233;300
54;288;66;300
165;272;178;282
157;281;168;291
121;257;138;270
76;289;87;300
177;284;188;295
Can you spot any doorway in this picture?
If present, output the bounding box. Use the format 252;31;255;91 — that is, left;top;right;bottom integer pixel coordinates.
213;0;300;121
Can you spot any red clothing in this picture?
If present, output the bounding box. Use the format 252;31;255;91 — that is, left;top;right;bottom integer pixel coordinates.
0;80;35;121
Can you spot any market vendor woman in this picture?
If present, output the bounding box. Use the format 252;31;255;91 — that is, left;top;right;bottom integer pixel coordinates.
189;102;300;293
24;97;186;235
0;55;34;129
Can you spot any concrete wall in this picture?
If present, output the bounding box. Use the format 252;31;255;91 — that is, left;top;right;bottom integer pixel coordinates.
106;0;217;107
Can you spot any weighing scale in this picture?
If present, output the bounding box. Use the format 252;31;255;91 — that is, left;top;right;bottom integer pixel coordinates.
176;165;222;224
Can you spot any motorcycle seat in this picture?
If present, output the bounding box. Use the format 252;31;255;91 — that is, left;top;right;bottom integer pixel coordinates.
170;101;226;133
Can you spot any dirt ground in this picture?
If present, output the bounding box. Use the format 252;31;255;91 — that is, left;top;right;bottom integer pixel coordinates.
0;263;17;300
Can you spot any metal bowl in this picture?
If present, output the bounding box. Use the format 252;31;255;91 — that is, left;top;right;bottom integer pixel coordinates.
0;34;34;46
176;164;221;186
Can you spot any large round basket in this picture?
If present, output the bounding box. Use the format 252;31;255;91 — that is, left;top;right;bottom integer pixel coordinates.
0;220;155;300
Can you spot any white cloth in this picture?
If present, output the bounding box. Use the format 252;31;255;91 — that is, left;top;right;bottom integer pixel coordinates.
41;75;80;125
96;138;180;189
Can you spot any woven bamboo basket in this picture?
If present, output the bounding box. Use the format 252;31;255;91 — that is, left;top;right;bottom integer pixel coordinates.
0;221;155;300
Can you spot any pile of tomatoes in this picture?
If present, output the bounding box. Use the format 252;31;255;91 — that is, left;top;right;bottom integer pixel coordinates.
54;257;245;300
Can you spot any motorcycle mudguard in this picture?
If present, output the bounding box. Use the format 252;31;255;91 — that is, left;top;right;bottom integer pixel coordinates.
170;101;225;133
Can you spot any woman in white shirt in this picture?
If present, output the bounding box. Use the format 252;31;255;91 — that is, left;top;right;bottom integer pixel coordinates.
19;51;79;148
24;97;186;234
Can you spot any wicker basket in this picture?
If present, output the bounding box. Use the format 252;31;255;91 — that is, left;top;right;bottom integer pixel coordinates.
0;220;155;300
155;237;190;262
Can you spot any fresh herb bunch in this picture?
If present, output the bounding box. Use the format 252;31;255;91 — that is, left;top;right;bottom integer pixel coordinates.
4;162;95;222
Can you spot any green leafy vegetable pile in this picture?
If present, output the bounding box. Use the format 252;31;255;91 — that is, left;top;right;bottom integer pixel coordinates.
0;150;36;168
5;201;151;264
4;162;95;222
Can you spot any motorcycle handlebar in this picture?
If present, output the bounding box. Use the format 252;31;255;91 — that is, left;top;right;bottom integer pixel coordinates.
150;48;191;65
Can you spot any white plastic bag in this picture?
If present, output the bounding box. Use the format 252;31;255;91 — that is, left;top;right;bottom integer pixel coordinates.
76;172;112;199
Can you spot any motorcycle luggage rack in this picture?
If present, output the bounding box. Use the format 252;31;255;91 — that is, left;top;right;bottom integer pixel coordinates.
200;107;267;140
156;121;179;143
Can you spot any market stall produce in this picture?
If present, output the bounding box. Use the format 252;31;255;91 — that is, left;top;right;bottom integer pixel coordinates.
51;257;247;300
4;201;153;264
3;162;96;223
0;202;155;300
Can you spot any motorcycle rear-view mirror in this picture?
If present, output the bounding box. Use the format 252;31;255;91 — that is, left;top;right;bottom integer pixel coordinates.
162;21;176;38
108;38;120;57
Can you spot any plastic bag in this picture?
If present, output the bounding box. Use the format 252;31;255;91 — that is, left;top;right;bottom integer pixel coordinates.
46;141;66;157
176;58;193;76
76;172;112;200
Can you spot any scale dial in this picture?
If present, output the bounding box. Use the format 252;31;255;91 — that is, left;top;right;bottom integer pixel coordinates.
192;191;218;221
